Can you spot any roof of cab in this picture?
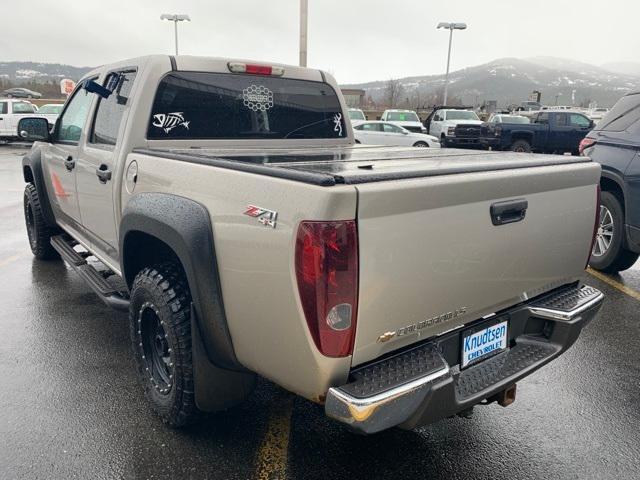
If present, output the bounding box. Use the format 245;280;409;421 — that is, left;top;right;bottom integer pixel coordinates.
81;54;327;84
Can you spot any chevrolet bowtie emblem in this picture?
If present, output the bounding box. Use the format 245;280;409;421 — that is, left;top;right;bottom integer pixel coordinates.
377;331;396;343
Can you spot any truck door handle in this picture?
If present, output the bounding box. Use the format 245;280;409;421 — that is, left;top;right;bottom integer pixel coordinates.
490;199;528;226
64;156;75;171
96;164;112;183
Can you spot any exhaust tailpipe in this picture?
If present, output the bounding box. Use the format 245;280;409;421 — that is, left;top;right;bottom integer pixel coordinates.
496;384;517;407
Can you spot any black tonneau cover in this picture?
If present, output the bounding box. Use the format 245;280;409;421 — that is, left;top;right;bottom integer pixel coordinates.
133;146;591;187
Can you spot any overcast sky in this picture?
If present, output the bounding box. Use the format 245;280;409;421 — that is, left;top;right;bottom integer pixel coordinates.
2;0;638;84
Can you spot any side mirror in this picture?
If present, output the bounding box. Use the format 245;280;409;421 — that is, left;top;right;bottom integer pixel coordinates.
589;120;595;129
18;117;50;142
402;130;409;135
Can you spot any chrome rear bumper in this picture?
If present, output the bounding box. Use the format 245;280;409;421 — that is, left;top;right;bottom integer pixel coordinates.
325;283;603;434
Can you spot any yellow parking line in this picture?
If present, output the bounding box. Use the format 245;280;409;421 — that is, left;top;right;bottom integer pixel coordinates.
587;267;640;301
255;394;294;480
0;254;21;268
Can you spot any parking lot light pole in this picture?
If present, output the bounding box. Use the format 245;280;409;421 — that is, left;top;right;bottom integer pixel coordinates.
299;0;308;67
437;22;467;106
160;14;191;56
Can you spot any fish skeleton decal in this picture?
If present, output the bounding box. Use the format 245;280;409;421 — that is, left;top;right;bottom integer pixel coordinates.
152;112;191;133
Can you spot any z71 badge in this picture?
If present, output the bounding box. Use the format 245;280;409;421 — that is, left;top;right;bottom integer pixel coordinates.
244;205;278;228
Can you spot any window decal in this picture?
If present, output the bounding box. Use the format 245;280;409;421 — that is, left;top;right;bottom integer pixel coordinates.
152;112;190;133
333;113;343;137
242;85;274;112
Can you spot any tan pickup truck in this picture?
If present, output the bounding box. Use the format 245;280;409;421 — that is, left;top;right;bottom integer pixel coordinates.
19;55;603;434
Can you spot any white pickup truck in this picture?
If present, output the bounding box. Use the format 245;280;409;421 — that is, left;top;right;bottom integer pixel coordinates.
0;99;38;140
425;107;484;148
19;55;603;434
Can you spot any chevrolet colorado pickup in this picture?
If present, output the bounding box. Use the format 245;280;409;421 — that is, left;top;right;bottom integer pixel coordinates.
18;55;603;434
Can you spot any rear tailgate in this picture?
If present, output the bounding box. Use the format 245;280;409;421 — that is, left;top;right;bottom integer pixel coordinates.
352;159;600;366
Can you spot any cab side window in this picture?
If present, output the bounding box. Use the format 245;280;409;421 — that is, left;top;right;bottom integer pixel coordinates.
536;113;550;125
0;102;7;114
570;114;590;128
555;113;568;126
12;102;37;114
56;85;94;143
383;123;403;133
90;70;137;146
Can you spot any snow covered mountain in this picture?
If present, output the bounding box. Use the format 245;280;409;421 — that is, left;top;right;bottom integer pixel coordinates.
0;61;92;83
343;57;640;108
601;61;640;78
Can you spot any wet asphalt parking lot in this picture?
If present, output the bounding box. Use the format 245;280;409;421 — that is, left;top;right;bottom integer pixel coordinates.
0;144;639;480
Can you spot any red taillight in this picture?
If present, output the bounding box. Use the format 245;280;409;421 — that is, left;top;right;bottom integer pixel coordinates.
586;184;601;268
295;221;358;358
579;137;596;155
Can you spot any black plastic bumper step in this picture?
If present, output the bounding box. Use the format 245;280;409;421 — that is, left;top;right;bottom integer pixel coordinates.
341;343;447;399
455;341;557;399
50;234;129;311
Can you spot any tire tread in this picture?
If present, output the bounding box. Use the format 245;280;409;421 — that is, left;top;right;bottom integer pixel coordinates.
129;262;200;427
24;183;59;260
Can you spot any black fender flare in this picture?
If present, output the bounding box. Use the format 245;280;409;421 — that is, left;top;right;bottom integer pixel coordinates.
119;193;242;372
22;148;57;227
600;169;628;217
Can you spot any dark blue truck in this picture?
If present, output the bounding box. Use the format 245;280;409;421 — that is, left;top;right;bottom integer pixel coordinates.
482;111;594;154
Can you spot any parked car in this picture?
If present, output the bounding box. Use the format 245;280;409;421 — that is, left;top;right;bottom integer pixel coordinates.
481;110;593;154
424;107;483;147
353;120;440;147
347;108;366;121
18;55;603;435
380;109;426;133
517;101;542;111
588;107;609;124
541;105;574;111
580;92;640;272
1;87;42;99
487;114;530;124
35;103;63;126
0;99;39;139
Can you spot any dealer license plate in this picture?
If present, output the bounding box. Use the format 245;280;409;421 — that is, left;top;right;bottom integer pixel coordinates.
461;319;508;368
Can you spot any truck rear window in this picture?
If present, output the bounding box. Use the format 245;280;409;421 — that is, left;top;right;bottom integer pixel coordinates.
147;72;346;140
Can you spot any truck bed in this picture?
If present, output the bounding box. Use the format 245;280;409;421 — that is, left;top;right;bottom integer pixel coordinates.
133;146;591;186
